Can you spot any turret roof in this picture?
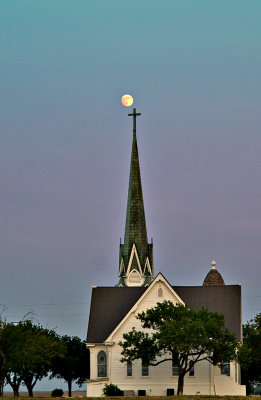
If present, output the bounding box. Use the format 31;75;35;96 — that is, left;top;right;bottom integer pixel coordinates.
203;261;225;286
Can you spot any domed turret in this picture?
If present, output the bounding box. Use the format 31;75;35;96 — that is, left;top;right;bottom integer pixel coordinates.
203;261;225;286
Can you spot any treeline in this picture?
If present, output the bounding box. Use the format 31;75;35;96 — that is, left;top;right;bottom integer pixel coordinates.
240;313;261;394
0;320;89;397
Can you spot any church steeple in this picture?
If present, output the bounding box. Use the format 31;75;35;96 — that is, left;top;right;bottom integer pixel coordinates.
117;108;153;287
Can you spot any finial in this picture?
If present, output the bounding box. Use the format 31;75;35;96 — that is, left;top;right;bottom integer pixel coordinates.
211;260;216;269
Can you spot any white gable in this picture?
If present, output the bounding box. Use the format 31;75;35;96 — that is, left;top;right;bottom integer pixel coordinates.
105;273;184;343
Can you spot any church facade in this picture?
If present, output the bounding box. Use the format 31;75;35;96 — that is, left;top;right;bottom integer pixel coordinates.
86;109;246;396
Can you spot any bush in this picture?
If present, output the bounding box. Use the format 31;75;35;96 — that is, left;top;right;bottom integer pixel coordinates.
103;383;123;396
51;388;64;397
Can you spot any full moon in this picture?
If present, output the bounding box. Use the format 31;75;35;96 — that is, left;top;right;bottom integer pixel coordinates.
121;94;133;107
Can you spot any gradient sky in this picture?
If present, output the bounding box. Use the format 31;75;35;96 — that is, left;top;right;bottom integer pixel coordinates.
1;1;261;388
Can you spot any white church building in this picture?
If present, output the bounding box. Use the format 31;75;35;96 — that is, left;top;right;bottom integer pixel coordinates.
86;109;246;396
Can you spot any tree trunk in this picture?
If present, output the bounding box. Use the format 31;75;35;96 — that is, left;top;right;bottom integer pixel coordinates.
6;375;21;397
177;372;185;395
13;386;19;397
0;357;6;396
0;372;4;396
7;380;20;397
10;382;20;397
22;375;38;397
0;382;3;397
23;378;35;397
28;385;34;397
68;380;72;397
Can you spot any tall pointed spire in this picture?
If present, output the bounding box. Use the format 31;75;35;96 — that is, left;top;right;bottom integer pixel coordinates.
117;109;153;287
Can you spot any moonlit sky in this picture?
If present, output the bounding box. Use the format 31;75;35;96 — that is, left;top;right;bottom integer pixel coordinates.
1;0;261;374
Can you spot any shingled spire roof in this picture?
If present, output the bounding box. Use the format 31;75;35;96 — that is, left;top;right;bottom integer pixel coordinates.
124;129;148;252
203;261;225;286
117;109;153;287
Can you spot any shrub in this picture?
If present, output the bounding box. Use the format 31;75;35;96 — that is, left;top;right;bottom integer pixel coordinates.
51;388;64;397
103;383;123;396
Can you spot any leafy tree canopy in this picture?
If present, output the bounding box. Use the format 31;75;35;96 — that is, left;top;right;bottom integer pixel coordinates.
50;336;89;397
239;313;261;393
120;301;238;394
0;320;65;397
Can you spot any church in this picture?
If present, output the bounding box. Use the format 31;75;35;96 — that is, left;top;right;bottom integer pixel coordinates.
86;109;246;396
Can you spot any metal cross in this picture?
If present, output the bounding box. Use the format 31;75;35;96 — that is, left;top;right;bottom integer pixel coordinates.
128;108;141;132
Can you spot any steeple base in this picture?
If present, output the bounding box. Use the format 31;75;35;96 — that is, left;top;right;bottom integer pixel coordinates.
117;274;152;287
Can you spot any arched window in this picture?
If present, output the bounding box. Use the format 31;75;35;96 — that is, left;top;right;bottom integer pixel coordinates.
127;361;132;376
189;360;194;376
158;287;163;297
97;350;107;377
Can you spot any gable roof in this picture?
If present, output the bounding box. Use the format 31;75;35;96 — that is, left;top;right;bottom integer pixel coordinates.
106;273;185;342
86;286;147;343
86;284;241;343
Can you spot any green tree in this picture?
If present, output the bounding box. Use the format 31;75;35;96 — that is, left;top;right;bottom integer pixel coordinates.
50;336;90;397
239;313;261;394
3;322;25;396
0;320;65;397
120;301;238;395
20;322;65;397
0;319;8;396
0;320;29;396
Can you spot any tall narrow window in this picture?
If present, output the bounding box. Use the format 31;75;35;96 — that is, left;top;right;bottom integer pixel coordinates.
158;287;163;297
221;362;230;376
127;361;132;376
142;361;149;376
97;350;107;377
189;360;194;376
172;361;179;376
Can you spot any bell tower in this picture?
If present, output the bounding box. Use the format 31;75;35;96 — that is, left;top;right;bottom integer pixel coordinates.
117;109;153;287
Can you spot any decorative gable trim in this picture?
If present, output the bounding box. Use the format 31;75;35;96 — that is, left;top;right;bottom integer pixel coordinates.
119;258;125;276
126;243;143;276
144;256;152;275
105;273;185;342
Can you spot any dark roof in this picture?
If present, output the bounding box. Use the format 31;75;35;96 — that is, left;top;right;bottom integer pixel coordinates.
86;284;242;343
203;268;225;286
173;285;241;341
87;287;147;343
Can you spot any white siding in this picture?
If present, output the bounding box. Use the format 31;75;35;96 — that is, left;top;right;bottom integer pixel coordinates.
87;277;246;397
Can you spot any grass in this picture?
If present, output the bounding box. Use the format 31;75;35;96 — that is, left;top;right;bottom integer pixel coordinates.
1;397;261;399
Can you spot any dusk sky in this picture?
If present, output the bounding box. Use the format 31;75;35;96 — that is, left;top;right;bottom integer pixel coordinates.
1;0;261;384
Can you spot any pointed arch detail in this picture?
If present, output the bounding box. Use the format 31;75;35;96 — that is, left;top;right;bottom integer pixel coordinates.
144;257;152;275
126;243;143;276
